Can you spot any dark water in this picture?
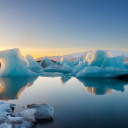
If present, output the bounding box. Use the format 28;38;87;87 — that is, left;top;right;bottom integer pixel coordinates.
0;76;128;128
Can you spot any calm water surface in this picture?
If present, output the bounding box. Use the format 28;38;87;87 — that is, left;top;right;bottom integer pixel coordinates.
0;76;128;128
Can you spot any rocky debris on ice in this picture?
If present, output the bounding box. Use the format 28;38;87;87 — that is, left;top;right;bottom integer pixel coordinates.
0;101;54;128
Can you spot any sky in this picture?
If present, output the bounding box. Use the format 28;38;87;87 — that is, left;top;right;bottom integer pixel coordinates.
0;0;128;58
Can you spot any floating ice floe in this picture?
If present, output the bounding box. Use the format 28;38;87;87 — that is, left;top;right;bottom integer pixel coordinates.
0;101;54;128
20;109;37;122
26;103;54;120
0;49;37;76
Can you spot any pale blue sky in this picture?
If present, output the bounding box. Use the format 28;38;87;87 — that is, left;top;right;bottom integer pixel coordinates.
0;0;128;57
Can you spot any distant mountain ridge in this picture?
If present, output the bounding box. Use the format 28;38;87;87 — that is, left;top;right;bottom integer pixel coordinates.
35;50;128;62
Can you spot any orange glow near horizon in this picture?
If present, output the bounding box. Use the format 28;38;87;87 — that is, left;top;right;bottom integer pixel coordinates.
0;47;86;59
20;47;86;59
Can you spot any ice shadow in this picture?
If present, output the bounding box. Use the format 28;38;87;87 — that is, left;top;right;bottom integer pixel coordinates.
77;78;128;95
0;76;38;100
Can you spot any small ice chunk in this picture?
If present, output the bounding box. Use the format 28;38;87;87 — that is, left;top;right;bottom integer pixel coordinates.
0;123;12;128
14;120;33;128
26;103;54;120
20;109;37;122
41;57;54;68
0;102;13;116
7;115;22;124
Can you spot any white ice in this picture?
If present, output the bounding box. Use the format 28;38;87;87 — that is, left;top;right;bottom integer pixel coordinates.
0;49;37;76
8;115;22;124
0;101;13;117
20;108;37;122
0;123;12;128
26;103;54;120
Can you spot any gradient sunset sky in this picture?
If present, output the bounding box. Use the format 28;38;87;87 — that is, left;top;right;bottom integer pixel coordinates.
0;0;128;58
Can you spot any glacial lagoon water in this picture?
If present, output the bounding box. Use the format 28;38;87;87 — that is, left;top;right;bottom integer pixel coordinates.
1;76;128;128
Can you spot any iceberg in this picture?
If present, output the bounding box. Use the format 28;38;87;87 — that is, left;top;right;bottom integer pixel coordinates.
56;61;61;65
74;58;83;65
102;55;126;69
76;66;128;78
85;50;110;67
0;49;37;76
41;57;54;68
60;57;74;68
26;54;43;72
60;57;74;72
75;50;128;78
73;61;85;73
124;62;128;69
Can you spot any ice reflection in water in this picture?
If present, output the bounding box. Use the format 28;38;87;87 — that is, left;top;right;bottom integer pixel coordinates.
0;77;38;100
77;78;127;95
0;76;128;128
0;76;128;100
